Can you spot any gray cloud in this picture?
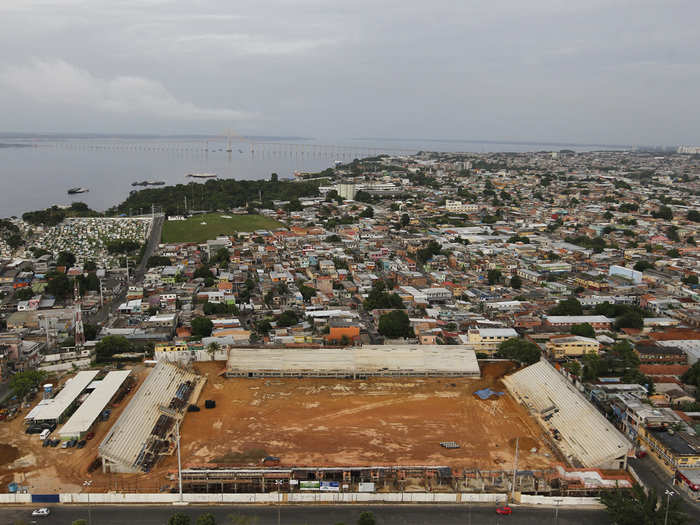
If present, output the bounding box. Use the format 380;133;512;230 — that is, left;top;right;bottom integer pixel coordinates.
0;0;698;145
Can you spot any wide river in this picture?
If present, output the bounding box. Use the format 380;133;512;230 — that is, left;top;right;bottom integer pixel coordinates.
0;136;625;217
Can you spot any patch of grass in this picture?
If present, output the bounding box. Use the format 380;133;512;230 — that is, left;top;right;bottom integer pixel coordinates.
161;214;283;243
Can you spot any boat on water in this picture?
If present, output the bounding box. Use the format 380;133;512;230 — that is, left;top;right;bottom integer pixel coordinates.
132;180;166;186
186;173;217;179
67;187;89;194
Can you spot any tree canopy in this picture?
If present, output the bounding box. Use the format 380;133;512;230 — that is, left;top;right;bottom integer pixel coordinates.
378;310;412;338
95;335;132;362
600;485;687;525
363;280;404;311
497;338;541;365
191;317;214;338
549;297;583;316
10;370;47;399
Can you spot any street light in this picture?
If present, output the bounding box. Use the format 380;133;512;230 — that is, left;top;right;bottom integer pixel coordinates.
553;498;563;525
274;479;284;525
663;489;674;525
82;480;92;525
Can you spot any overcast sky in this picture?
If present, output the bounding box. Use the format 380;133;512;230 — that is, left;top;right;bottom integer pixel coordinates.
0;0;698;145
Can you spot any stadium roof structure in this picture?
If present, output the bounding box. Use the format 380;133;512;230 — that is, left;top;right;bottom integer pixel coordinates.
503;359;631;470
225;345;480;378
25;370;99;423
58;370;131;439
99;361;204;473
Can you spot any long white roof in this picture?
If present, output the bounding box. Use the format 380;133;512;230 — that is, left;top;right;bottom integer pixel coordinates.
503;360;631;468
58;371;131;438
226;345;480;376
25;370;99;422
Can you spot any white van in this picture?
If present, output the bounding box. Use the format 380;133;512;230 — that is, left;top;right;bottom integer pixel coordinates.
39;428;50;441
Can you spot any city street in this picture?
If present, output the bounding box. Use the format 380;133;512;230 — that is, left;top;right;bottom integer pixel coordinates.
0;503;611;525
629;456;700;519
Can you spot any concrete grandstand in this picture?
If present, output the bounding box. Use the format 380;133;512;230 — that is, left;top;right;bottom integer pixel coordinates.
224;345;480;378
503;359;631;470
99;362;205;473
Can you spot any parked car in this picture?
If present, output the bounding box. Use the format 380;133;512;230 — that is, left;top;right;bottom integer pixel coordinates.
50;439;60;447
67;439;77;448
86;432;95;440
61;440;69;449
496;506;512;515
42;438;51;447
25;425;42;434
32;508;51;517
77;440;86;449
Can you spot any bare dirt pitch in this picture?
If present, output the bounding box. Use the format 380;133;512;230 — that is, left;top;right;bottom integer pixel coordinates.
169;361;557;471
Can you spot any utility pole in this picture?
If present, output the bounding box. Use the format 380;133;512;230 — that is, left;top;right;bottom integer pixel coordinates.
511;437;519;502
664;489;674;525
83;480;92;525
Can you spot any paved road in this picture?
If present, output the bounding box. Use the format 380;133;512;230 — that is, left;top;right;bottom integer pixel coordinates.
629;457;700;519
0;503;611;525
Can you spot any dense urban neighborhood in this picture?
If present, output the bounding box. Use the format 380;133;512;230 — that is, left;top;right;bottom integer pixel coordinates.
1;149;699;523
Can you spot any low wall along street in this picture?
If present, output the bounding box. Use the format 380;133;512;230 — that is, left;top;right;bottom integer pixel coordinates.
3;492;604;507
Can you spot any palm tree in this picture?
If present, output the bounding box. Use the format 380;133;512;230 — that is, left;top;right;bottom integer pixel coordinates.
206;342;221;360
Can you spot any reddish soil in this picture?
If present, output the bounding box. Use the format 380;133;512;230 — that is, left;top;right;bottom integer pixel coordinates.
0;361;558;492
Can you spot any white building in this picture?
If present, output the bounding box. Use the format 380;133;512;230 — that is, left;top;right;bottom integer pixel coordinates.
445;200;479;214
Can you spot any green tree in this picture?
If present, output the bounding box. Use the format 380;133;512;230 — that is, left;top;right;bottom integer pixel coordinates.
360;206;374;219
497;338;541;365
487;269;502;285
270;172;278;182
681;361;700;395
571;323;595;338
277;310;298;327
46;273;72;299
14;287;34;301
196;513;217;525
56;251;76;268
682;274;698;286
510;275;522;289
10;370;47;399
146;255;171;268
549;297;583;316
363;280;404;311
191;317;214;338
378;310;412;338
212;248;230;266
168;513;191;525
299;284;317;302
206;342;221;359
652;205;673;220
600;485;687;525
563;360;582;377
616;311;643;329
357;511;376;525
687;209;700;222
95;335;131;362
84;323;98;341
400;213;410;227
633;260;653;272
72;520;88;525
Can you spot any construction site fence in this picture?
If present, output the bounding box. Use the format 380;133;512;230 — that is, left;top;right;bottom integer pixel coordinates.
518;494;603;507
53;492;507;504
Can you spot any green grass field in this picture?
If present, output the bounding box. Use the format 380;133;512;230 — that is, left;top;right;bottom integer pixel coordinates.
161;213;283;243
